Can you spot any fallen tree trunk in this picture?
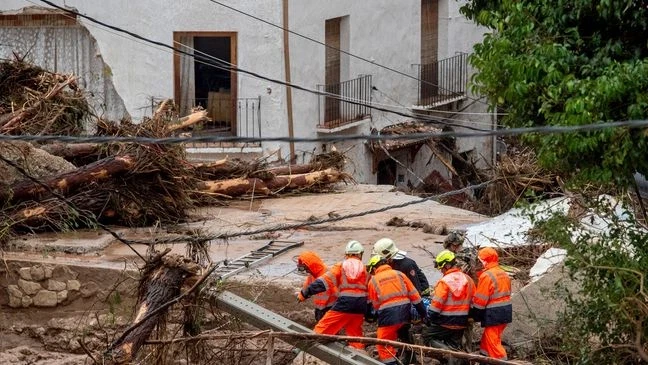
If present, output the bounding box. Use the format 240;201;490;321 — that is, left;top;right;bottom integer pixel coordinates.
40;143;102;159
265;168;346;191
105;253;201;364
196;177;270;197
9;155;135;202
195;168;347;197
167;110;210;132
264;164;318;176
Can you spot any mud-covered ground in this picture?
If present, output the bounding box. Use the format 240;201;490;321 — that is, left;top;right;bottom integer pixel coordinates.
0;185;488;364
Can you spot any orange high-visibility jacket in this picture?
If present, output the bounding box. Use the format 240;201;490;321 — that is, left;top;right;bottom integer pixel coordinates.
298;252;338;319
303;258;368;314
471;262;512;327
428;267;476;329
367;264;424;326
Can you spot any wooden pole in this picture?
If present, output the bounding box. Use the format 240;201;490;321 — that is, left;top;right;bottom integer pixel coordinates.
144;330;532;365
282;0;296;163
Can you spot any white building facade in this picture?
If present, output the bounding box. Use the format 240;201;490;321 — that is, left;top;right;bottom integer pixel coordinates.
0;0;493;186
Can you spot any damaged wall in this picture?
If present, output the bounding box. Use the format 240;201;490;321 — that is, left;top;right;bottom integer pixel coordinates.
0;10;129;125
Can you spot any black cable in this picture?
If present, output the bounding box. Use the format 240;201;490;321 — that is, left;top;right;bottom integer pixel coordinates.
206;0;490;107
131;180;493;245
1;118;647;145
0;155;146;262
35;0;490;131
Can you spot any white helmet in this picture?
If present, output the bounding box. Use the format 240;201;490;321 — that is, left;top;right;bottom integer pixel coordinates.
345;240;364;255
373;238;399;260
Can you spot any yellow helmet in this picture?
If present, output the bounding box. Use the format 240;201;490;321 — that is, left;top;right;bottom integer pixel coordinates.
366;255;383;273
435;250;456;269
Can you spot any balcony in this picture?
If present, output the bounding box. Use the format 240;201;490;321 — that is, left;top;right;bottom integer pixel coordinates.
317;75;372;132
414;53;468;109
185;96;263;161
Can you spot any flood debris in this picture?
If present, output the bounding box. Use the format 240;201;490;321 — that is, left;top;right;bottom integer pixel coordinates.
0;59;352;241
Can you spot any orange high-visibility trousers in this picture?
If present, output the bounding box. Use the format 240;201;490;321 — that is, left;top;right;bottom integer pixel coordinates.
480;324;507;359
376;323;402;362
313;310;365;349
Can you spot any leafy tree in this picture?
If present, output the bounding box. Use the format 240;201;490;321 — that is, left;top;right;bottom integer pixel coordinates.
535;198;648;364
461;0;648;185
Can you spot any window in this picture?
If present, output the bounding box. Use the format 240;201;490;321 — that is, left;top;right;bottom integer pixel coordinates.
174;32;237;134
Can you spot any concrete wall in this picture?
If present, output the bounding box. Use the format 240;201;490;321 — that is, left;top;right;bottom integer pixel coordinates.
0;0;492;182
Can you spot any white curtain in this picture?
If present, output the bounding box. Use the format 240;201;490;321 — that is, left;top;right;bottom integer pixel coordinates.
177;35;195;116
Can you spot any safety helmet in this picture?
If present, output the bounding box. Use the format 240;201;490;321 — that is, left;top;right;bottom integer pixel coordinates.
345;240;365;255
443;231;465;249
372;238;399;260
435;250;456;269
366;255;383;273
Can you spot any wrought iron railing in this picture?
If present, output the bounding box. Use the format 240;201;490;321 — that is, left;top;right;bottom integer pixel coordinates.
317;75;372;129
415;53;468;107
186;96;261;147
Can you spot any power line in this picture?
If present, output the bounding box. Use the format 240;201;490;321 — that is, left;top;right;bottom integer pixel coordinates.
0;154;146;262
2;119;647;145
129;181;492;245
205;0;491;107
34;0;491;131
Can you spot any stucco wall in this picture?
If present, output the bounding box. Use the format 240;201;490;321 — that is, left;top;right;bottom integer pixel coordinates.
0;0;492;182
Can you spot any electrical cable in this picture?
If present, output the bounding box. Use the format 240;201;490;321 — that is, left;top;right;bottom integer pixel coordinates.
128;180;493;245
0;154;147;262
35;0;492;131
205;0;492;108
1;118;647;145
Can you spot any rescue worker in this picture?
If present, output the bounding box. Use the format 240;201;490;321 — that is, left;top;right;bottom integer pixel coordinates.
391;249;431;296
298;240;368;350
367;238;427;365
295;251;337;322
443;231;478;281
470;247;512;360
422;250;476;365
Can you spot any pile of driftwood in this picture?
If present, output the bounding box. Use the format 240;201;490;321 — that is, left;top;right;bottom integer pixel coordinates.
0;59;350;238
477;147;562;215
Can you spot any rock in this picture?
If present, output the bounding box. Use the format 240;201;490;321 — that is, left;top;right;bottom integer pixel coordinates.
57;290;68;304
30;266;45;281
80;281;99;298
52;266;78;281
66;280;81;291
18;267;32;280
7;285;22;298
47;280;67;291
8;295;21;308
17;279;41;295
44;265;53;279
21;295;32;308
33;290;58;307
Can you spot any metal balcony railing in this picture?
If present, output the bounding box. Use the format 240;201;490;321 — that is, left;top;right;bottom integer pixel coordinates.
187;96;261;147
415;53;468;107
317;75;372;129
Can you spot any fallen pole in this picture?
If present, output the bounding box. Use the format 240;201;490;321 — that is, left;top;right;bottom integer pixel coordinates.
144;329;532;365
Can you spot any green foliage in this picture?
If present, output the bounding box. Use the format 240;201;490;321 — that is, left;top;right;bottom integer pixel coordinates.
461;0;648;186
532;197;648;364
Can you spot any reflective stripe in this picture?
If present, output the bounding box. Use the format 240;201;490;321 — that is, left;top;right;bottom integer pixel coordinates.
486;301;511;309
445;297;471;306
492;291;511;299
379;298;411;310
432;296;444;303
440;309;469;316
473;303;485;309
485;271;498;292
474;292;489;301
340;292;367;298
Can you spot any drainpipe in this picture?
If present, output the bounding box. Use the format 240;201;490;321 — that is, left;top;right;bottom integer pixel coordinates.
282;0;296;163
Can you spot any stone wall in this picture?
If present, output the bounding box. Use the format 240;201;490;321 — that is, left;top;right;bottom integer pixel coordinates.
5;263;99;308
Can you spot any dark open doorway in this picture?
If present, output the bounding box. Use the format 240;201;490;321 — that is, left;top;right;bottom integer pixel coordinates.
377;159;397;185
